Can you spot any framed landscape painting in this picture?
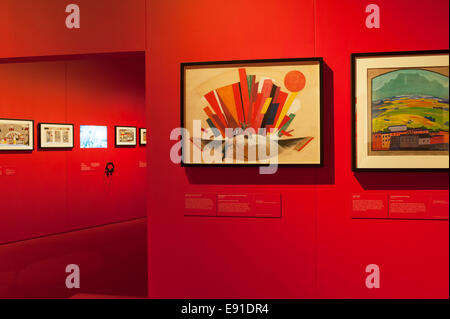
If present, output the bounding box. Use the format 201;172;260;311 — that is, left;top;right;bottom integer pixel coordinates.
115;126;137;146
352;50;449;171
181;58;323;166
39;123;74;148
0;118;34;151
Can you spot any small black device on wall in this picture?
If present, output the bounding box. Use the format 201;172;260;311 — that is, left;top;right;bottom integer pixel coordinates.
105;162;115;177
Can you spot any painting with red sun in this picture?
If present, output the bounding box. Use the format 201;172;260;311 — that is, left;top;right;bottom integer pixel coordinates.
182;58;323;165
285;70;306;92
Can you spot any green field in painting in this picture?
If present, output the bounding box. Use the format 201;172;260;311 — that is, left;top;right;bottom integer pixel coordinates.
372;97;449;133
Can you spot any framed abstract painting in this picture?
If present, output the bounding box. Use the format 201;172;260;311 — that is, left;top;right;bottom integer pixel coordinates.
38;123;74;149
0;118;34;151
181;58;323;166
352;50;449;171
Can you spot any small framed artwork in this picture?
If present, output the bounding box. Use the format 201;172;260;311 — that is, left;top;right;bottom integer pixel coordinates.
139;128;147;145
181;58;323;166
115;126;137;146
0;118;34;151
38;123;74;148
352;50;449;171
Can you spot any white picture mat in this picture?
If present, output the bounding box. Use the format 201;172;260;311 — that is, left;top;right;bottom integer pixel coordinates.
40;124;74;148
355;54;449;169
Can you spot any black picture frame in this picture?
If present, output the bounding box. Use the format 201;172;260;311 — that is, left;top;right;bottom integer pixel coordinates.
139;128;147;146
351;49;450;172
180;57;324;167
38;123;74;149
0;118;35;151
115;126;137;147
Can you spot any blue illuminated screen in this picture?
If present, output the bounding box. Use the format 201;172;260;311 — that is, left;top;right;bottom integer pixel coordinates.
80;125;108;149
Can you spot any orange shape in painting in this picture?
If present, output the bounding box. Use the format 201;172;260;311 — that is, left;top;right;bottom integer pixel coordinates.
284;70;306;92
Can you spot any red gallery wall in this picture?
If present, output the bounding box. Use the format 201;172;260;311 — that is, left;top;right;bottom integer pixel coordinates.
146;0;449;299
0;53;146;243
315;0;449;298
0;0;146;57
0;0;147;298
147;0;318;298
0;53;147;298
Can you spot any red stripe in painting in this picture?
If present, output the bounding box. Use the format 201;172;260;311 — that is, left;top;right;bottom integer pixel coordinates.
204;91;228;129
233;82;244;125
